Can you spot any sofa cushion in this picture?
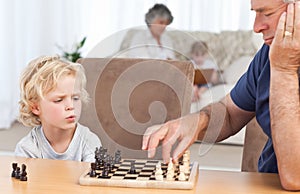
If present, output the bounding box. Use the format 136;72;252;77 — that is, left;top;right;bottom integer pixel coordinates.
119;29;259;70
222;56;253;84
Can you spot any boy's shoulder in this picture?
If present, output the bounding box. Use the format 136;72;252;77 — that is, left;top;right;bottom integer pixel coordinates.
17;126;42;144
76;123;101;142
14;126;43;157
74;123;102;150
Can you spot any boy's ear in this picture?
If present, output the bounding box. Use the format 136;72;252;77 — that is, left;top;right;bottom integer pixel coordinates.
31;104;40;115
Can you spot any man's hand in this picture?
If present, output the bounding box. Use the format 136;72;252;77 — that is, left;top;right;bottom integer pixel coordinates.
269;2;300;72
142;113;208;163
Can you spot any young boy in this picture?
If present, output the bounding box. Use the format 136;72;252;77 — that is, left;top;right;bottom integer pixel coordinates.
15;55;101;162
190;41;219;102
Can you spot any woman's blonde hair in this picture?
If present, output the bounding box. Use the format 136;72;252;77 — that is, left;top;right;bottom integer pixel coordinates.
19;55;89;126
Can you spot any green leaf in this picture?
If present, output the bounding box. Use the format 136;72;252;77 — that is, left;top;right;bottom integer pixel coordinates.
57;37;87;62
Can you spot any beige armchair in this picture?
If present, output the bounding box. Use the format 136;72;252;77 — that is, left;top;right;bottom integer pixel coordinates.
242;118;268;172
78;58;194;159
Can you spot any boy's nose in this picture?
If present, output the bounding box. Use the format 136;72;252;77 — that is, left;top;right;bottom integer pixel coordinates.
65;102;74;111
65;106;74;111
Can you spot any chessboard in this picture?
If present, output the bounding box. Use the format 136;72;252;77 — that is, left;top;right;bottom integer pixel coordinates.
79;158;198;190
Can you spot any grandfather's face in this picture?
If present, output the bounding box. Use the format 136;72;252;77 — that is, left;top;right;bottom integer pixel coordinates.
251;0;287;45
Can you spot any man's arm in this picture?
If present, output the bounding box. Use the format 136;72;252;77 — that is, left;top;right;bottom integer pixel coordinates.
198;95;255;143
269;3;300;190
142;94;255;163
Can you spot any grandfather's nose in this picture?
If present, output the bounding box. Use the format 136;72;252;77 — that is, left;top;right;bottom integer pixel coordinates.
253;13;267;33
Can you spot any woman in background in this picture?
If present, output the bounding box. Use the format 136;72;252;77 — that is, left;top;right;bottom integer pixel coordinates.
128;4;175;59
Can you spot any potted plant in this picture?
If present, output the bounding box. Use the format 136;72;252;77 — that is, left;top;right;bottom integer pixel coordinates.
57;37;87;62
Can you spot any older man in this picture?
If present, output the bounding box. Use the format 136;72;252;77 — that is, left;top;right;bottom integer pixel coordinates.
142;0;300;190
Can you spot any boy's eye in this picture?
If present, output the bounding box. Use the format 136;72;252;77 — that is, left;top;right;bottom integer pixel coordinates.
54;99;62;103
73;96;80;101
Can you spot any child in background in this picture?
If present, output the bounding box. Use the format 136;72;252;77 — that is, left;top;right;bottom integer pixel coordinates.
190;41;219;102
15;55;101;162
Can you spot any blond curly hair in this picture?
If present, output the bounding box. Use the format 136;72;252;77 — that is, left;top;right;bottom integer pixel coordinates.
19;55;89;127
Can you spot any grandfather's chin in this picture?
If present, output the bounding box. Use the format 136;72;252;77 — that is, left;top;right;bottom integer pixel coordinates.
264;38;273;46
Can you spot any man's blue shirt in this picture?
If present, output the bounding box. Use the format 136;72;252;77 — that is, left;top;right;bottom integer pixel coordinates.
230;44;278;173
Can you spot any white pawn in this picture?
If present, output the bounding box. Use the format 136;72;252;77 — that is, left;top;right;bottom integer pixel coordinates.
178;165;186;181
167;158;174;171
183;150;190;164
155;162;163;181
183;150;190;174
166;170;174;181
166;159;174;181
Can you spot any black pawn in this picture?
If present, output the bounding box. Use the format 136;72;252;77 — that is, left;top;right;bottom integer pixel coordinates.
102;168;109;178
89;163;97;177
20;164;27;181
15;167;21;179
129;161;136;174
100;164;110;178
11;163;18;177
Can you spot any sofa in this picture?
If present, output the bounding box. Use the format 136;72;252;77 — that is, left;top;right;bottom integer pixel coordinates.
117;28;263;105
115;28;263;145
118;28;262;69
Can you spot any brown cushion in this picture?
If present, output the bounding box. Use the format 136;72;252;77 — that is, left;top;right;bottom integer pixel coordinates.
78;58;194;159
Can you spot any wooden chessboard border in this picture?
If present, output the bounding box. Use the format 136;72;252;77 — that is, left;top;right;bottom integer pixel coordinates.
79;159;198;190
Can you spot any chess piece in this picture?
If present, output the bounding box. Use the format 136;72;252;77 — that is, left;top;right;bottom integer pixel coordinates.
89;163;97;177
155;162;163;181
94;147;102;169
185;149;190;158
15;167;21;179
100;164;110;178
178;165;186;181
106;156;113;172
166;170;174;181
167;158;173;170
94;147;99;159
11;163;18;177
167;159;174;175
129;161;136;174
20;164;28;181
166;159;174;181
110;156;116;168
183;150;190;174
114;150;121;164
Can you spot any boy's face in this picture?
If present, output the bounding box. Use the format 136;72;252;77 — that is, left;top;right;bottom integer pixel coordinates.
32;75;82;131
192;53;207;66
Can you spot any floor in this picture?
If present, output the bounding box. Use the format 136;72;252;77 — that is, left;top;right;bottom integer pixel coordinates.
0;121;243;171
190;142;243;171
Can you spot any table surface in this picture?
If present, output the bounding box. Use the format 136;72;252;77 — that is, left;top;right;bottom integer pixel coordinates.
0;156;291;194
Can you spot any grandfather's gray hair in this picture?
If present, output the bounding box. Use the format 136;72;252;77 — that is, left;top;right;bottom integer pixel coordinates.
145;4;173;27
